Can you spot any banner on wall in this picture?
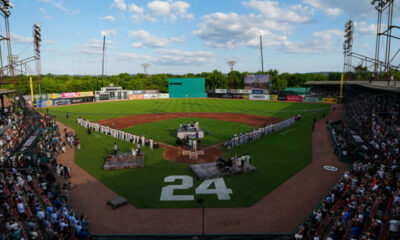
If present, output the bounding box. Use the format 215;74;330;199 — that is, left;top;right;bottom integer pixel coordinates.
128;94;145;100
158;93;169;99
53;99;71;106
287;95;303;102
77;92;93;97
270;95;278;101
36;100;53;108
305;97;322;103
322;98;338;104
62;92;78;98
47;93;63;100
34;94;48;101
144;94;158;99
215;89;228;94
249;94;270;100
252;89;264;94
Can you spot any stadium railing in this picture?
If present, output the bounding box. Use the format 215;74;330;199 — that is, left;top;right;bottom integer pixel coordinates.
90;233;294;240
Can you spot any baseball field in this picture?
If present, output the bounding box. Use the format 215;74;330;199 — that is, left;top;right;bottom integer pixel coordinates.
42;98;330;208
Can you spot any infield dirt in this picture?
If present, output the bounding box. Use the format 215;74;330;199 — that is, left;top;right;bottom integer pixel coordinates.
96;112;282;163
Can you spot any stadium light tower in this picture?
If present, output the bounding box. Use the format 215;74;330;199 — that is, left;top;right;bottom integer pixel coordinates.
227;61;236;89
0;0;16;85
259;31;264;74
343;19;354;82
33;22;42;100
141;63;150;75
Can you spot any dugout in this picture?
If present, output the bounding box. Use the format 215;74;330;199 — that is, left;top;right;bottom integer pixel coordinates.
168;78;207;98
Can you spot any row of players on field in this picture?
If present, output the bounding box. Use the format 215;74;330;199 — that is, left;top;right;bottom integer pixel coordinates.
76;118;159;149
224;115;298;149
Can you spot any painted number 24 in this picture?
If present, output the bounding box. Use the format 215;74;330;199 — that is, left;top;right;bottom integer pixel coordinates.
160;175;232;201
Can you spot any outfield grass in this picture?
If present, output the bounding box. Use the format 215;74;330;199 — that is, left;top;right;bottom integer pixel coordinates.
42;99;330;208
124;117;254;146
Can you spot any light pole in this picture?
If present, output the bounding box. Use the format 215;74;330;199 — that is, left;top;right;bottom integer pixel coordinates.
197;197;205;239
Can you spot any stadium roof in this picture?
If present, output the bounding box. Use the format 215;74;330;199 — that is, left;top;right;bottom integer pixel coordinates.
0;89;15;95
284;87;309;95
305;80;400;92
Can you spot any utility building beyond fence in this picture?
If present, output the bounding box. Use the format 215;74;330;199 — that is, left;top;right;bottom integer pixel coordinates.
168;78;207;98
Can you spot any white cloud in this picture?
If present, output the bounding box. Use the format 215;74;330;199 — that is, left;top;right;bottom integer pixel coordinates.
324;8;343;17
303;0;372;19
39;8;46;14
193;12;292;49
128;3;144;14
154;49;215;65
355;22;377;37
111;0;127;13
38;0;80;15
194;0;315;50
10;33;32;44
285;29;343;53
44;40;58;45
100;15;115;22
116;52;151;61
242;0;312;23
129;30;183;48
76;39;114;55
128;1;194;24
101;30;116;37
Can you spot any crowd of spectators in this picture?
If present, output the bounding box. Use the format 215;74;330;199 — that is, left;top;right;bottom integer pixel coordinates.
0;111;89;239
307;87;340;98
296;88;400;240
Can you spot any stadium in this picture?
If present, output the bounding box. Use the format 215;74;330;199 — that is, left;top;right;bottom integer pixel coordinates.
1;0;400;240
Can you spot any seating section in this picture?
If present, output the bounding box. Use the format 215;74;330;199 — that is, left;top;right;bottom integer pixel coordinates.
0;112;89;240
296;88;400;240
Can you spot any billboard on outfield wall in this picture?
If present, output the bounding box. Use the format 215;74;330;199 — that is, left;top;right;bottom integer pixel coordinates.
158;93;169;99
244;74;270;92
36;100;53;107
322;98;338;104
304;97;322;103
270;95;278;101
77;92;94;97
215;89;228;94
144;94;158;99
249;94;270;100
62;92;78;98
47;93;63;100
287;95;303;102
53;99;71;106
128;94;145;100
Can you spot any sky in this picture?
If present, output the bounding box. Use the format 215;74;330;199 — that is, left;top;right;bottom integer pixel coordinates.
6;0;386;75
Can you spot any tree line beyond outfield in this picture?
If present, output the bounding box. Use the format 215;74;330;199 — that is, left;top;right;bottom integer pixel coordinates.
4;69;344;96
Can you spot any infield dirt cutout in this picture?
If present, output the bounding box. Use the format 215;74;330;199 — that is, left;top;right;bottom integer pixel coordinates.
96;112;282;163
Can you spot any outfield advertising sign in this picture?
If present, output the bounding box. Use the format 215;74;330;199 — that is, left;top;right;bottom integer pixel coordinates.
36;100;53;108
287;95;303;102
270;95;278;101
252;89;264;94
304;97;322;103
249;94;270;100
77;92;93;97
144;94;158;99
53;99;71;106
128;94;145;100
62;92;78;98
47;93;63;100
158;93;169;99
215;89;228;94
322;98;338;104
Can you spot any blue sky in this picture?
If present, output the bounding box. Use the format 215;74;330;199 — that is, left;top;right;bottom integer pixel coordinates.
8;0;381;75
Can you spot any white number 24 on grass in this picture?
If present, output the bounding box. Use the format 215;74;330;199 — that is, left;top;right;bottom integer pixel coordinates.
160;175;233;201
